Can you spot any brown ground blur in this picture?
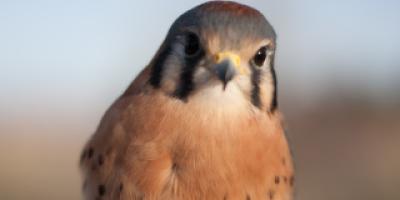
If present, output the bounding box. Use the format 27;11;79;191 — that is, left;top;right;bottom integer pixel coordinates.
282;95;400;200
1;89;399;200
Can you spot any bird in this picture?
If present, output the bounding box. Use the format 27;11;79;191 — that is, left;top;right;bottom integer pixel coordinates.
80;1;294;200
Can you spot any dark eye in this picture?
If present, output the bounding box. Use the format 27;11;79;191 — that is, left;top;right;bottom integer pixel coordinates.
253;46;268;67
184;32;200;56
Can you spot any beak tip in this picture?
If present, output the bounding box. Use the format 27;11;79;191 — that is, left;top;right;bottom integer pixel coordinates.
214;60;236;86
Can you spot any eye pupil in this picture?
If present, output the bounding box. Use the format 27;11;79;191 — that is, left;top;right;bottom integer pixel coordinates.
253;47;267;67
184;33;200;56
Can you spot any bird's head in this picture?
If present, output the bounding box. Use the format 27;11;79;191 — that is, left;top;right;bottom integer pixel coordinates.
148;1;278;112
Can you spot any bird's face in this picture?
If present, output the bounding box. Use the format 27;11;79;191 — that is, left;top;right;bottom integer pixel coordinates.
148;2;278;112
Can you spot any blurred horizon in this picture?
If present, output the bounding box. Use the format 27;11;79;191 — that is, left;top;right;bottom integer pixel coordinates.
1;0;399;200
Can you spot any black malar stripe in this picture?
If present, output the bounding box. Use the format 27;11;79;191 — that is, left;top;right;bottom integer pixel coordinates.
149;44;171;88
250;66;262;108
173;50;205;100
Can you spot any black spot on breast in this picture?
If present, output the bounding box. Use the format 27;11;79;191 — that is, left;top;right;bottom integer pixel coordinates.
268;190;275;199
274;176;280;184
119;183;124;192
283;176;288;183
98;155;104;166
98;184;106;196
290;176;295;186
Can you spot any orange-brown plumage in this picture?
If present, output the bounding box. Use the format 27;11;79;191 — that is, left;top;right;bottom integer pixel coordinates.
80;1;294;200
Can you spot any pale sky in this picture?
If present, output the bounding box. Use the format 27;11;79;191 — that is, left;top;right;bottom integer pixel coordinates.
1;0;399;119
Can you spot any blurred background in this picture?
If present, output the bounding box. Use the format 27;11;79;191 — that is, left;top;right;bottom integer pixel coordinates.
1;0;399;199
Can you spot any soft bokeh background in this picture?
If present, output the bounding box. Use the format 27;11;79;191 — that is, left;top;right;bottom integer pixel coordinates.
1;0;399;199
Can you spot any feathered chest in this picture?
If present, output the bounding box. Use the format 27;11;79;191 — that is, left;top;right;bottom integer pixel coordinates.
123;92;292;198
81;91;294;200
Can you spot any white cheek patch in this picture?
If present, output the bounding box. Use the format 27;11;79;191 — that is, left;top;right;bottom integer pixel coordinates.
192;66;212;88
161;55;182;93
266;51;274;70
160;43;185;93
257;69;275;111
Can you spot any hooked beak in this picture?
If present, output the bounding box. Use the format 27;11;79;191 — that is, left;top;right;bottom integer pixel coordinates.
213;52;242;89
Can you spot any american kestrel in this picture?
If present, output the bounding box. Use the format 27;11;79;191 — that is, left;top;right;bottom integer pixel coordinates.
80;1;294;200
